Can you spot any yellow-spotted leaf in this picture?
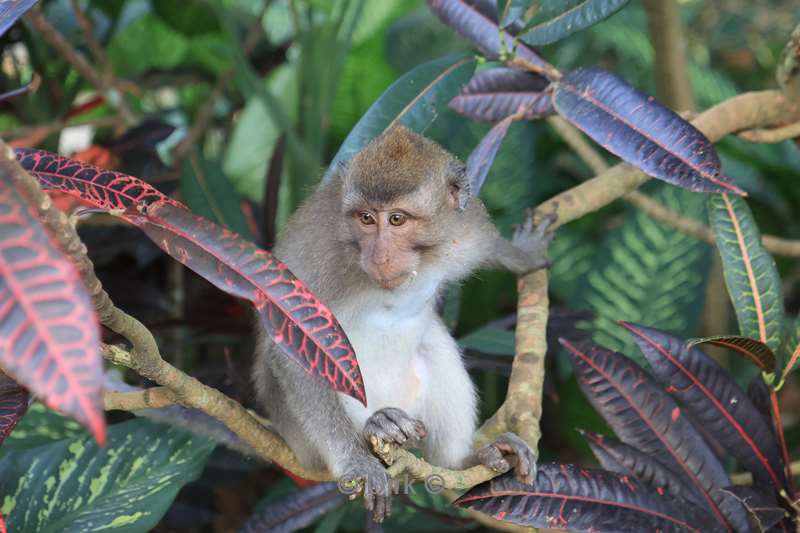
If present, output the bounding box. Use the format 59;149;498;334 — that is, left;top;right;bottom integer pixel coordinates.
0;418;214;532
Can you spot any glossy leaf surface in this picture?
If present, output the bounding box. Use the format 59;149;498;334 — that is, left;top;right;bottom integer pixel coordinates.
520;0;630;46
0;178;104;443
687;334;776;373
455;464;722;532
449;67;553;122
324;53;476;181
553;68;745;195
581;430;696;503
15;148;178;212
241;482;345;533
426;0;546;68
559;338;738;530
129;202;366;405
622;323;787;492
0;372;28;446
466;115;515;195
0;0;37;37
0;419;214;532
709;194;784;354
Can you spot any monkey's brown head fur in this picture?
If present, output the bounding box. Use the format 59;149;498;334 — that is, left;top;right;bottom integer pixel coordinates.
339;125;471;290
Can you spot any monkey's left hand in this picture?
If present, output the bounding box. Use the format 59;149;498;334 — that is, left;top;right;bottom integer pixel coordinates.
512;212;557;272
476;432;538;486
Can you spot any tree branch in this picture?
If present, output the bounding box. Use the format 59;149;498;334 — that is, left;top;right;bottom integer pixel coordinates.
643;0;695;111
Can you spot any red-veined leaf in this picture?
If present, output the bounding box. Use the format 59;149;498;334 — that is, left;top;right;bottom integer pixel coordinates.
621;323;788;493
552;68;746;195
687;334;776;373
708;194;784;354
719;486;787;532
0;177;104;443
559;338;744;532
426;0;547;70
15;148;180;212
127;202;366;405
580;430;697;503
454;464;723;532
0;371;28;445
465;114;515;198
519;0;630;46
449;67;554;122
240;482;345;533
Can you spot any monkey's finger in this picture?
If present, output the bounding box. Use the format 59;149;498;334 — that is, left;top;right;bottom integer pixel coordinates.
477;444;511;473
363;489;375;512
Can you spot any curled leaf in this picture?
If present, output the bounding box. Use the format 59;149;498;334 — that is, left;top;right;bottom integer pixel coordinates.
687;335;776;373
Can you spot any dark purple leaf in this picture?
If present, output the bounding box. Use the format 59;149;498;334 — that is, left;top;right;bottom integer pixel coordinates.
0;372;28;445
454;463;723;532
519;0;630;46
0;177;104;444
449;67;554;122
621;323;788;493
580;430;697;503
719;486;787;532
0;0;37;37
426;0;547;70
552;68;745;195
687;335;776;373
558;338;741;531
465;115;514;198
241;482;345;533
127;202;366;405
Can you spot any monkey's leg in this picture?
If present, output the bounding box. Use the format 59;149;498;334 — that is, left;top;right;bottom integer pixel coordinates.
364;407;427;446
475;432;537;486
491;212;557;274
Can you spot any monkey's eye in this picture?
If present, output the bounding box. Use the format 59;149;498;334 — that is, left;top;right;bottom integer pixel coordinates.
358;212;376;225
389;213;407;226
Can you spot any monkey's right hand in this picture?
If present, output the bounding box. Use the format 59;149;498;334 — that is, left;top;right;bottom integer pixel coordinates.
338;455;393;523
364;407;427;446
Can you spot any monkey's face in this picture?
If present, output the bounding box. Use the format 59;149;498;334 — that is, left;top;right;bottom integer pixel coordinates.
350;208;422;290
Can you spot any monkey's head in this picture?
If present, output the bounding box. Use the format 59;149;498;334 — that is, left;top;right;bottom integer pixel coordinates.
339;125;470;291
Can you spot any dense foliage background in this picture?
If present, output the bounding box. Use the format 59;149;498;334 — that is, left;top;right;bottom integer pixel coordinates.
1;0;799;531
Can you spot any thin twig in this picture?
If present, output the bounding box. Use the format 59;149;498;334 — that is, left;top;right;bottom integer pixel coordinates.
737;121;800;143
69;0;109;79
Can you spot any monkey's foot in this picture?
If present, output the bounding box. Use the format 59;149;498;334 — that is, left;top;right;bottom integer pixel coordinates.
339;456;393;522
476;432;538;486
364;407;427;446
512;211;557;271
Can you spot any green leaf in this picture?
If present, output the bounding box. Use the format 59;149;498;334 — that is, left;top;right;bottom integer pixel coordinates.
577;184;710;360
107;14;188;76
708;194;784;357
498;0;531;28
0;403;82;456
180;151;255;241
324;53;476;181
0;419;214;533
520;0;630;46
459;327;515;356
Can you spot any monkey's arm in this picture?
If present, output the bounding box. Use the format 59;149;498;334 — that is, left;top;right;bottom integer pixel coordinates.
488;213;556;275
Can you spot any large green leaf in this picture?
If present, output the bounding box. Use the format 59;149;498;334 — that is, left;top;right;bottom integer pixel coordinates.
459;326;515;356
577;184;710;359
708;194;784;356
520;0;630;46
0;419;214;532
107;14;188;76
180;151;255;241
0;403;82;456
323;53;476;181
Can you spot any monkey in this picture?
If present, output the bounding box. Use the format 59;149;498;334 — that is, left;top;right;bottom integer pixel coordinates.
253;125;556;522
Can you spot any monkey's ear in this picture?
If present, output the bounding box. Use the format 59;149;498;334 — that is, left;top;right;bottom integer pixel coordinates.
448;162;472;211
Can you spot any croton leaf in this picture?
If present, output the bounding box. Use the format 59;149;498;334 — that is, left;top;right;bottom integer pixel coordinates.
240;482;345;533
622;323;788;493
552;68;745;195
0;418;214;532
519;0;630;46
0;0;37;38
324;53;476;181
0;372;27;446
465;114;515;197
559;338;744;531
449;67;554;122
719;486;787;532
454;464;723;532
426;0;547;69
127;202;366;405
0;177;104;443
17;149;366;405
708;194;784;355
580;430;697;503
687;334;776;373
15;148;179;212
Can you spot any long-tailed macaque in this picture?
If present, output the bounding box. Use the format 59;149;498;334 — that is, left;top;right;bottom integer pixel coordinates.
254;125;555;521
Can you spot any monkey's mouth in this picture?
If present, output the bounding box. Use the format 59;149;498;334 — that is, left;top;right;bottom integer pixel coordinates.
374;271;414;290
